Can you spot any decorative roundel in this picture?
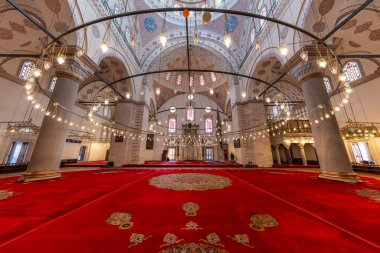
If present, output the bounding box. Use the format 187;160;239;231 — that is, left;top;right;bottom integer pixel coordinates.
205;106;212;113
188;94;195;101
144;16;157;33
226;16;238;33
169;106;176;113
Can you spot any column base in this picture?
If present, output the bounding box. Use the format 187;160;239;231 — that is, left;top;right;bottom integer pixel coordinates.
19;170;61;182
319;171;362;183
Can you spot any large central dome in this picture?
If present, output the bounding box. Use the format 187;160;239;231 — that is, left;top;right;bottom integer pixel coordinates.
143;0;238;26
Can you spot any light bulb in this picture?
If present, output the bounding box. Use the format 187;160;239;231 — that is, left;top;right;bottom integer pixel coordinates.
224;34;232;48
265;97;271;103
25;82;33;90
43;61;52;70
194;33;199;45
342;98;349;104
255;42;261;50
46;111;51;116
318;58;327;68
104;99;109;105
156;88;161;95
57;54;65;65
34;103;40;109
242;92;246;98
300;50;308;61
279;44;289;56
33;68;42;77
160;34;167;46
126;92;131;99
130;37;135;48
26;95;33;101
76;49;84;57
101;40;109;52
346;88;352;94
330;66;338;75
57;117;62;122
209;88;214;95
339;74;347;82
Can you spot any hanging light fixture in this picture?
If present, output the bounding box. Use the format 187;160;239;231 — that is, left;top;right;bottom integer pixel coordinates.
126;92;131;99
300;48;308;61
160;34;167;46
156;87;161;95
279;43;289;56
101;40;109;53
209;88;214;95
104;99;109;105
241;92;246;98
339;73;347;82
33;68;42;77
224;34;232;48
317;58;327;68
57;53;65;65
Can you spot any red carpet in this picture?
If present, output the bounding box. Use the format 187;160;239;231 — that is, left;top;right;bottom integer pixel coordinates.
64;161;108;167
123;160;243;168
0;168;379;252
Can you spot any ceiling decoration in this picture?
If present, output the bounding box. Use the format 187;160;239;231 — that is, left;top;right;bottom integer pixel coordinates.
144;16;158;33
226;16;238;33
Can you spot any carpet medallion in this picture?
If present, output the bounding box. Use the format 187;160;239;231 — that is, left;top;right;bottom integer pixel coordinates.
0;169;379;252
149;173;233;191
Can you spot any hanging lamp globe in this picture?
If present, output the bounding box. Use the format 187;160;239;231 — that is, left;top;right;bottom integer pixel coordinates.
183;9;190;18
202;11;211;24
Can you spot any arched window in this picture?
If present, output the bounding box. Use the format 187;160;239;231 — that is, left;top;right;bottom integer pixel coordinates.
272;106;280;117
205;118;213;133
210;72;217;82
186;106;194;121
165;72;172;81
103;106;110;117
259;7;267;27
343;61;362;83
250;28;256;44
168;118;176;133
323;77;333;93
199;75;205;86
19;61;35;80
48;77;57;92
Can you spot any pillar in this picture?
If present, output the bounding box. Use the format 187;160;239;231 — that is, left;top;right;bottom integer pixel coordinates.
293;61;360;182
274;145;281;165
21;58;92;181
283;144;292;164
108;101;145;166
298;144;307;165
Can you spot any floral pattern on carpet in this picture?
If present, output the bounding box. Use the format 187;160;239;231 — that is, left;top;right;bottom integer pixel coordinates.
356;188;380;203
160;242;228;253
182;202;200;216
249;214;279;231
106;212;134;229
0;190;13;200
149;173;233;191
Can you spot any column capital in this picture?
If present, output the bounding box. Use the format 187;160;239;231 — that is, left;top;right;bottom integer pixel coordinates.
297;143;305;149
54;57;94;83
292;58;325;84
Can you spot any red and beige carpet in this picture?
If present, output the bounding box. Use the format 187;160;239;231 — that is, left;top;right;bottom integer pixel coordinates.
0;168;379;252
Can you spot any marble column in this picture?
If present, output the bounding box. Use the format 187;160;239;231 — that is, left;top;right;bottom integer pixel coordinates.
108;101;144;166
284;144;293;165
298;144;308;165
21;59;92;181
274;145;281;165
293;61;359;182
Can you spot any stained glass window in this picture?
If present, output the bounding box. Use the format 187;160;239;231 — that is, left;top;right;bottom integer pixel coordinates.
205;118;213;133
176;74;182;85
168;118;176;133
19;61;35;80
189;76;194;87
250;28;256;44
343;61;362;83
48;77;57;92
323;77;332;93
165;72;172;81
187;106;194;121
210;72;217;82
199;75;205;86
259;7;267;27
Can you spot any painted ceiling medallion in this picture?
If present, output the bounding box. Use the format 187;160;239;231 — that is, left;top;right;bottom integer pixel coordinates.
144;16;158;33
149;173;233;191
226;16;238;33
